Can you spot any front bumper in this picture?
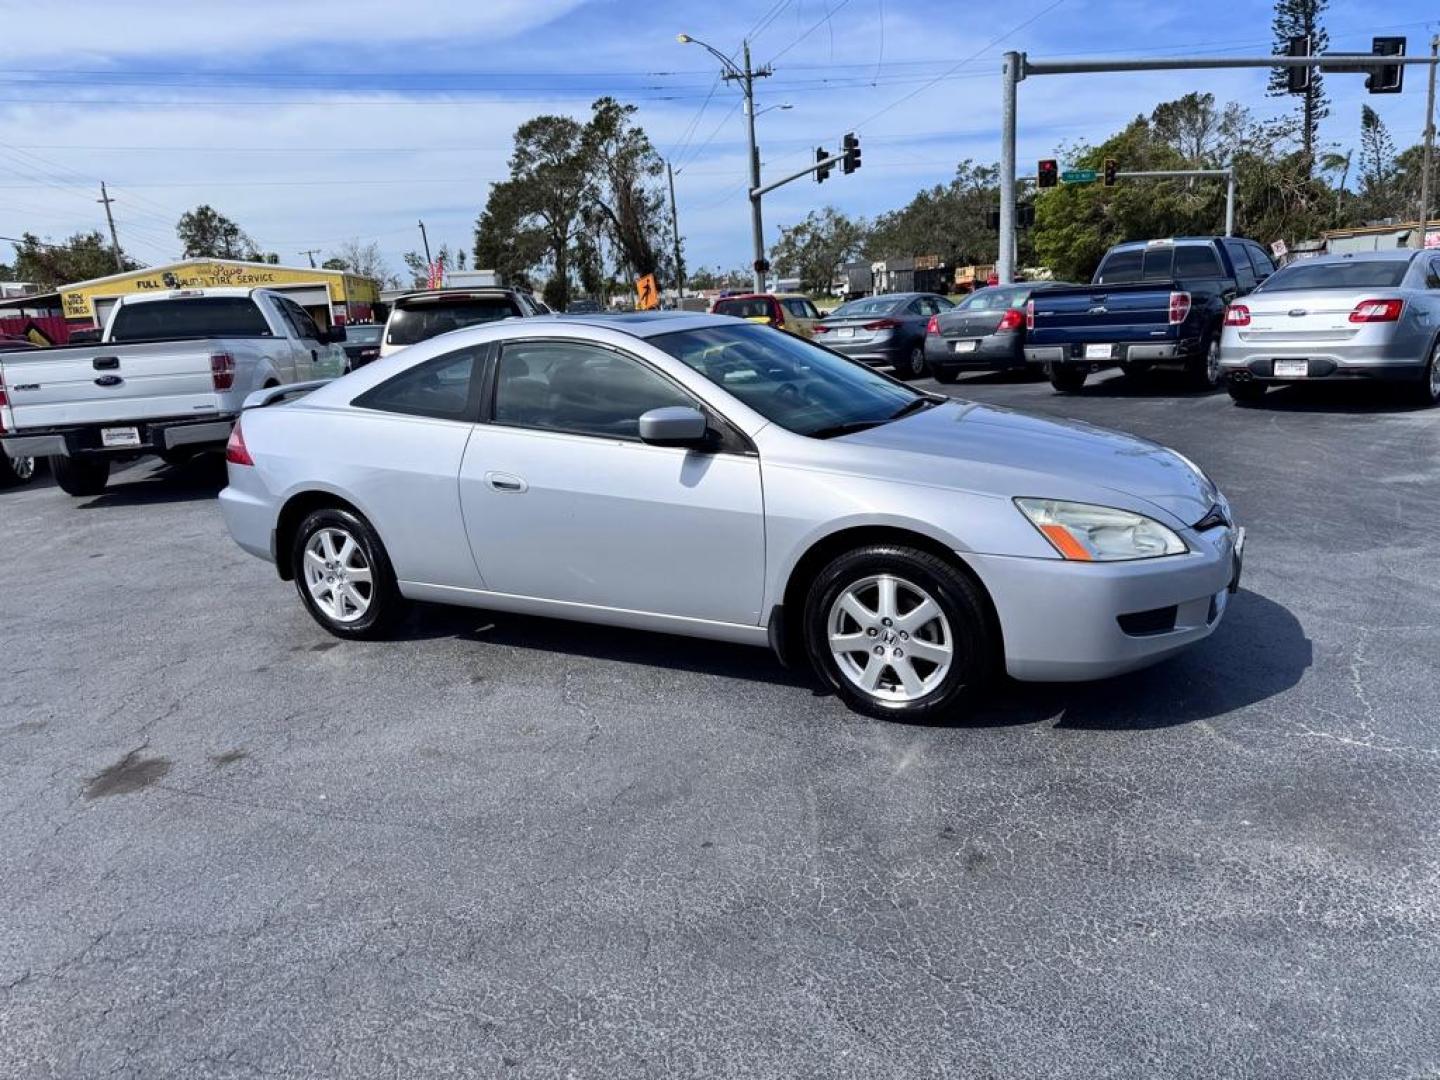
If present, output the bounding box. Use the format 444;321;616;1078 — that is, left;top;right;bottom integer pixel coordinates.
964;525;1240;682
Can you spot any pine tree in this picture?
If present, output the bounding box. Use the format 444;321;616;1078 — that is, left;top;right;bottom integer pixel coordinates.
1267;0;1330;168
1357;104;1398;213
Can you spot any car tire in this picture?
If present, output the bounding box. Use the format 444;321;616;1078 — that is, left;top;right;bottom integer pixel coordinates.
932;365;960;384
1048;364;1088;393
52;456;110;496
803;544;998;722
292;506;407;640
1186;335;1222;391
1119;361;1150;381
159;448;197;467
895;345;928;380
0;453;37;488
1227;380;1268;405
1411;339;1440;407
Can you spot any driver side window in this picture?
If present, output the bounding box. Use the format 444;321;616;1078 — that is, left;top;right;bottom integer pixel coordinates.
492;340;695;440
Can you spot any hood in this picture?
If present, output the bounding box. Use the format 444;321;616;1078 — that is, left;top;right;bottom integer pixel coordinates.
838;400;1219;528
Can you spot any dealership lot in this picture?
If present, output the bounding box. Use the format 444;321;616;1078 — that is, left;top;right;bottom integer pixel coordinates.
3;371;1438;1078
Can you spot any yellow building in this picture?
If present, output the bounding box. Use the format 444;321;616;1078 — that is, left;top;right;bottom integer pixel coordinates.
59;258;381;331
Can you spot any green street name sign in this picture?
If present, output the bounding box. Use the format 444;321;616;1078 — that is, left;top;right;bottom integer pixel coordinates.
1061;168;1098;184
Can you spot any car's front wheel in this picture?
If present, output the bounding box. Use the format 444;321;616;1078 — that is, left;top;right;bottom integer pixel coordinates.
0;453;36;488
292;507;406;639
803;545;998;721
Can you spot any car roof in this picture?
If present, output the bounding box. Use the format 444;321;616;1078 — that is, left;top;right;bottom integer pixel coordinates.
1302;249;1423;264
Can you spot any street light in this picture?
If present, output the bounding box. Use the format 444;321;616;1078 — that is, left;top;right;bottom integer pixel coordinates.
678;32;772;292
754;102;793;117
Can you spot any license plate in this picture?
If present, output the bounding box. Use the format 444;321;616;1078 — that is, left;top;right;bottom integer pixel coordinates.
836;327;855;339
100;426;141;448
1085;344;1113;360
1273;359;1308;377
953;339;979;353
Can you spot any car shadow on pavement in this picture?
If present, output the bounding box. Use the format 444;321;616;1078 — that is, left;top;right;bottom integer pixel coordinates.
400;603;816;689
1231;381;1432;415
74;456;228;509
968;587;1311;731
1059;370;1225;399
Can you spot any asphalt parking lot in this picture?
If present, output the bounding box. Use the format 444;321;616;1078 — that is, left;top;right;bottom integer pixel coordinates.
3;368;1438;1079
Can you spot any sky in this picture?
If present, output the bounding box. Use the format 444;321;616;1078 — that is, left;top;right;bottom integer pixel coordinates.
0;0;1436;284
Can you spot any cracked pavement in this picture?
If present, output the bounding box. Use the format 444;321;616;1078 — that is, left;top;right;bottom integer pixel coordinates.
1;369;1438;1078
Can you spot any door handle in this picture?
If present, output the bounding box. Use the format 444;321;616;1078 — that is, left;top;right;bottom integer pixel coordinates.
484;471;527;493
311;349;319;362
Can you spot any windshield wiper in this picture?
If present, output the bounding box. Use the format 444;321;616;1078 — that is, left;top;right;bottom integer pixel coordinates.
889;396;940;421
807;419;888;440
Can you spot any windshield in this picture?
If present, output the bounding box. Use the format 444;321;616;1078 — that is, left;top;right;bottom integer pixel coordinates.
386;297;518;345
108;297;274;342
344;325;383;343
958;288;1025;311
830;297;899;318
650;323;925;438
1257;259;1410;291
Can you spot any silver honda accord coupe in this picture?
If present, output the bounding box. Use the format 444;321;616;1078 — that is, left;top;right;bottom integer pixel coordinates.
220;313;1244;720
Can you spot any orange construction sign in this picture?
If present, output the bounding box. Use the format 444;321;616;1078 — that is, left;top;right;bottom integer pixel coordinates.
635;273;659;310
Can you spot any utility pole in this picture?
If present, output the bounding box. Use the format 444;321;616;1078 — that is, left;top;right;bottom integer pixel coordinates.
1420;34;1438;243
667;160;685;300
96;182;124;273
678;34;771;293
417;219;433;273
300;249;320;269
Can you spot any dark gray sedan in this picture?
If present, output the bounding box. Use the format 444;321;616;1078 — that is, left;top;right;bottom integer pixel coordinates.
924;282;1075;383
813;293;954;379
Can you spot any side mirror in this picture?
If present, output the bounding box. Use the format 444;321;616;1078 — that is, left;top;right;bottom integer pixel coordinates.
638;405;708;447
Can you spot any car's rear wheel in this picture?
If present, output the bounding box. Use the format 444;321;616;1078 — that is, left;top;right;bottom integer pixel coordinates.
1119;361;1150;381
0;453;36;488
896;345;928;380
803;545;997;721
1411;340;1440;407
1048;364;1087;393
52;456;110;496
292;507;406;640
1186;336;1222;391
1227;380;1268;405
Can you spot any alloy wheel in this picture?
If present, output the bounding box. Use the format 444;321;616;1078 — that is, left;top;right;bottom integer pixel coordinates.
827;574;953;703
909;346;926;377
1205;339;1222;386
1430;343;1440;402
11;455;35;482
303;527;374;623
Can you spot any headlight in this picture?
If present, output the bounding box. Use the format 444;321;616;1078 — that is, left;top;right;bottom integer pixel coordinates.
1015;498;1187;562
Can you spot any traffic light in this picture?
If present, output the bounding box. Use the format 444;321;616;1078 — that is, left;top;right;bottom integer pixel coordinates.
1103;158;1118;187
842;132;861;174
815;147;832;184
1285;35;1312;94
1367;36;1405;94
1037;159;1058;189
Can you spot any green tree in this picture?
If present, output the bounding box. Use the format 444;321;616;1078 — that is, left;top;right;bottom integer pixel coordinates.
866;161;1008;267
1357;104;1398;214
9;231;140;289
583;97;674;284
771;208;868;295
1267;0;1330;167
176;204;259;260
321;257;348;271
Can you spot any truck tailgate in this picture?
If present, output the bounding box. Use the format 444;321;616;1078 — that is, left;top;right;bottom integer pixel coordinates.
0;340;225;428
1029;283;1178;344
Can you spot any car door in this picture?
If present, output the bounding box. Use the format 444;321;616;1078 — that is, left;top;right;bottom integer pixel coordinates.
783;298;817;337
457;337;766;626
276;296;334;379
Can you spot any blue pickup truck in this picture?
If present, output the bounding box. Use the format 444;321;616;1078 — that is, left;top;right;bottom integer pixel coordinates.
1023;236;1277;393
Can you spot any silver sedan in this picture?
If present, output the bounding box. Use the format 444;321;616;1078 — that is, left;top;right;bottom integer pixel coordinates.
1220;249;1440;406
220;313;1243;720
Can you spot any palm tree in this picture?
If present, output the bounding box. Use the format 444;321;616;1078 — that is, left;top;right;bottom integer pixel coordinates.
1318;149;1352;220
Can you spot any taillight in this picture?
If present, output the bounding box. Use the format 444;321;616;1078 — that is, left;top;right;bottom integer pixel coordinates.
812;324;830;334
210;352;236;390
996;308;1024;333
1223;304;1251;327
1168;291;1192;325
862;318;901;331
925;315;939;335
1025;298;1036;331
1349;298;1404;323
225;421;253;466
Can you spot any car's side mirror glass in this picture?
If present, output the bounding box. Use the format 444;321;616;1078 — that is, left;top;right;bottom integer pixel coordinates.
638;406;708;447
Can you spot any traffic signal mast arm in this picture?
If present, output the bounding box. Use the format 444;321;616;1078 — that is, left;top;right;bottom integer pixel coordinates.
759;135;859;198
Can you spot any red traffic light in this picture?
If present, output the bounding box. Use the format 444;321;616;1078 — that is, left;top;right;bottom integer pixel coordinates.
1037;159;1058;189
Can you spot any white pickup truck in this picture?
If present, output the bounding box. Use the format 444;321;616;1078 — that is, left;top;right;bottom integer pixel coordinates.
0;287;344;496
